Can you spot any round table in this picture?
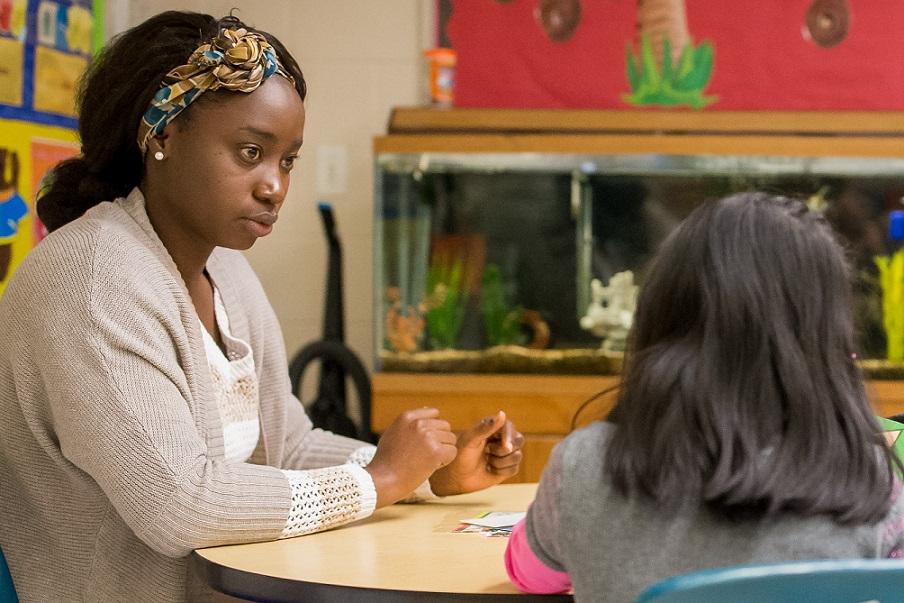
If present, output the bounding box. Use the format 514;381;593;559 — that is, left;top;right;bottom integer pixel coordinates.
193;482;573;602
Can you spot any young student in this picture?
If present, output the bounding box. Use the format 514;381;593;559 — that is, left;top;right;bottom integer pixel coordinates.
0;11;524;601
505;192;904;602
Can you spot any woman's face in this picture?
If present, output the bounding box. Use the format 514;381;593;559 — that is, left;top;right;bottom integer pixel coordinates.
147;75;305;252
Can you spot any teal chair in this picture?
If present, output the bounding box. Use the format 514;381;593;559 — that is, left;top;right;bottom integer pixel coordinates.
635;559;904;603
0;549;17;603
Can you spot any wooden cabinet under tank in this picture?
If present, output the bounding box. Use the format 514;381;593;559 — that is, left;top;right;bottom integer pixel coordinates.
371;108;904;483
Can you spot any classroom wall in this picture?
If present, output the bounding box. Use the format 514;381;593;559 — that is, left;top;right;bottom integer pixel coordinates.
116;1;433;389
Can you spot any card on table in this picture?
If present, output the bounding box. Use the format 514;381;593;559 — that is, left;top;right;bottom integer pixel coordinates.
457;511;525;532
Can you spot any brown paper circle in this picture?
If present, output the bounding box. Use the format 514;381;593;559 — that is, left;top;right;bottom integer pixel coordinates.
536;0;581;43
805;0;850;48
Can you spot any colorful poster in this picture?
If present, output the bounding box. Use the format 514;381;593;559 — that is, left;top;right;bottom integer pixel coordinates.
0;37;24;106
447;0;904;110
0;121;78;295
30;137;78;243
32;1;91;117
0;0;99;295
33;44;86;116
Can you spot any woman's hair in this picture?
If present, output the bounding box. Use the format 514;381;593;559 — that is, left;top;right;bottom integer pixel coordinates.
37;11;306;233
605;191;898;524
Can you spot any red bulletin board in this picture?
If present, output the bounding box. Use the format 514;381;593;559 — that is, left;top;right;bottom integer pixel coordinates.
446;0;904;110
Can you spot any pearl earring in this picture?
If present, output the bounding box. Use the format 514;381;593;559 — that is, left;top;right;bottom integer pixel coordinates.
154;151;165;161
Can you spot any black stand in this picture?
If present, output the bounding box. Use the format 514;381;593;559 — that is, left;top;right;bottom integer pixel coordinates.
288;203;375;442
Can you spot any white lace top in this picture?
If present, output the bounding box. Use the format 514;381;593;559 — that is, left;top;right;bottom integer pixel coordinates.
200;284;378;538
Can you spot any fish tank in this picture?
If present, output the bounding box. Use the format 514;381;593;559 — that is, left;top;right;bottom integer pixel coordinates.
373;112;904;380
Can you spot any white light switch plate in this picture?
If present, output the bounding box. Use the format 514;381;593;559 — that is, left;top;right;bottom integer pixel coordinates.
316;144;348;195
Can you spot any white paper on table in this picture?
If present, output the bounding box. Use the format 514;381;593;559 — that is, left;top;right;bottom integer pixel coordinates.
459;511;526;529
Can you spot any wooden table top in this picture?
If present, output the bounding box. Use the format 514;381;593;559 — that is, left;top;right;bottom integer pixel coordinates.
193;483;573;602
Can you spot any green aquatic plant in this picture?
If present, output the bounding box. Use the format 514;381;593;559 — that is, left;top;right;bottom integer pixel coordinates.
425;256;468;350
623;35;717;109
875;249;904;362
481;264;522;346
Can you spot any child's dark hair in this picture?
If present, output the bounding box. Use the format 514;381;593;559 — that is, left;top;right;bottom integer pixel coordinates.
37;11;306;233
605;191;898;524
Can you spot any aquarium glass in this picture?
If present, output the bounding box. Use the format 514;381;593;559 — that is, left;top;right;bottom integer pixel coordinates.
374;152;904;374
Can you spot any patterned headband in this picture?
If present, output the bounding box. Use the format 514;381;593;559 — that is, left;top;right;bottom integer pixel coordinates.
137;26;295;153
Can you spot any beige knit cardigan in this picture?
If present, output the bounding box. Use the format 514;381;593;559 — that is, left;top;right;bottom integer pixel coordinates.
0;189;369;601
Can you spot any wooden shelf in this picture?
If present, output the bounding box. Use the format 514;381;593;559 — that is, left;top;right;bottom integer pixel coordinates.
375;133;904;157
372;373;619;483
373;373;904;431
385;107;904;136
376;107;904;156
870;381;904;417
372;373;904;482
372;373;618;434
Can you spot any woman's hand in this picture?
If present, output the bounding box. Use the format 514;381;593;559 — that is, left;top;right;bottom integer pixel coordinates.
429;411;525;496
365;407;458;508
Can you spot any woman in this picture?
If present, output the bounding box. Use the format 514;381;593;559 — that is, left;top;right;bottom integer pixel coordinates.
0;11;523;601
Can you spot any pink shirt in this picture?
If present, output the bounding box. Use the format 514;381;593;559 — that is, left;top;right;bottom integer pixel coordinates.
505;518;572;594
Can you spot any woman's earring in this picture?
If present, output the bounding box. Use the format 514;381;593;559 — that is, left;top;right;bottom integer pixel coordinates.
154;151;165;161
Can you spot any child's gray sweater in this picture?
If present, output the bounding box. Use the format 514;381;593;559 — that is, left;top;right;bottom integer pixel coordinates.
525;422;904;602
